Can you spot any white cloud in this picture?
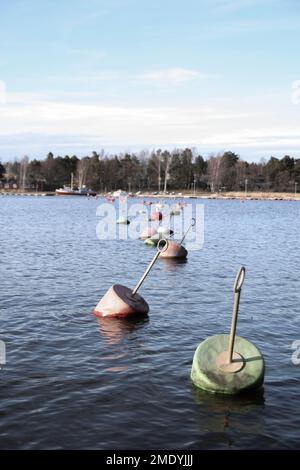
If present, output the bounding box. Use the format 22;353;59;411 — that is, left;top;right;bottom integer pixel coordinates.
136;68;206;85
0;93;254;137
200;129;300;147
0;80;6;105
46;68;207;87
0;91;299;159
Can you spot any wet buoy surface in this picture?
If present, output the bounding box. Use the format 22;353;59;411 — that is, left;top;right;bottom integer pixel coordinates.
191;334;264;394
94;284;149;318
159;240;187;259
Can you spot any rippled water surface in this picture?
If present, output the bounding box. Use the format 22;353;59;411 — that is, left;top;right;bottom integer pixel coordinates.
1;196;300;449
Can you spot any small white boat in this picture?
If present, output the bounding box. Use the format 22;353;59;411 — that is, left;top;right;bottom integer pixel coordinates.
55;186;96;196
55;173;96;196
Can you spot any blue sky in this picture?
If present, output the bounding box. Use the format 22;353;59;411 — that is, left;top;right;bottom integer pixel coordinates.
0;0;300;161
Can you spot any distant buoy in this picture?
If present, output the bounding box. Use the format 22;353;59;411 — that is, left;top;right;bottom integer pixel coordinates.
144;237;157;247
149;233;160;241
170;203;183;215
94;239;168;318
144;228;174;246
150;211;162;221
140;227;157;240
117;216;130;224
191;267;265;394
157;226;174;236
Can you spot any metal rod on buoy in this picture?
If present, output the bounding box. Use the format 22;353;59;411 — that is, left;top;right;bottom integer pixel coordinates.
132;239;168;295
191;264;265;393
180;218;196;245
227;266;246;364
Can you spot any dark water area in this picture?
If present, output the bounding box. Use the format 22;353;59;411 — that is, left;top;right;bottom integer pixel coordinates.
0;195;300;449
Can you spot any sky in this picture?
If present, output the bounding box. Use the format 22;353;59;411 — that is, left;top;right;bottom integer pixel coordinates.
0;0;300;162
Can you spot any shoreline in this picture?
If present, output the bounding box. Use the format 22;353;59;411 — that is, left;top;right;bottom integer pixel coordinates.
136;191;300;201
1;190;299;201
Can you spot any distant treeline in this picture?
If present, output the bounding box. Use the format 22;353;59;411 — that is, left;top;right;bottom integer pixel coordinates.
0;149;299;192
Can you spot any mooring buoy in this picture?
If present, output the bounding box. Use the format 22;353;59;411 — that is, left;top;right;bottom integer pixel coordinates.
144;237;157;247
157;226;174;236
140;227;157;240
117;216;130;224
159;218;195;260
159;240;187;258
150;211;162;221
191;267;265;394
170;203;183;216
93;239;168;318
144;228;174;246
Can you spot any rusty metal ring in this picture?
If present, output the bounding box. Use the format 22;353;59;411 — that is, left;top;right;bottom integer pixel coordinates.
157;238;169;253
234;266;246;292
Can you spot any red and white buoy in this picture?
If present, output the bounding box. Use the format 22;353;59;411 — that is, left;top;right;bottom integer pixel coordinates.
94;239;168;318
94;284;149;318
159;240;188;259
150;211;162;221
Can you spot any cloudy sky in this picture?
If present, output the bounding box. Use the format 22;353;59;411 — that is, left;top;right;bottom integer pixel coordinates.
0;0;300;161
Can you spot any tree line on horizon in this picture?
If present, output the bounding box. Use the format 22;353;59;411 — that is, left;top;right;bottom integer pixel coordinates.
0;149;299;193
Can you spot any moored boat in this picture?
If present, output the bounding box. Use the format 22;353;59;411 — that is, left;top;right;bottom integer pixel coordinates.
55;186;97;196
55;173;97;196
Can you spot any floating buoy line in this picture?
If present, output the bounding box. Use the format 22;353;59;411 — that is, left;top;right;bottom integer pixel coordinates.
95;197;265;398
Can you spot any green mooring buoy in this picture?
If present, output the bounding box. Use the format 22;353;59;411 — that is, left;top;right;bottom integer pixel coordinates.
144;237;157;247
191;267;265;395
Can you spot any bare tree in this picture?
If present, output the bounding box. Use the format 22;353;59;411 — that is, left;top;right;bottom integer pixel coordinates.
76;157;90;188
19;155;29;191
163;151;172;192
207;155;222;191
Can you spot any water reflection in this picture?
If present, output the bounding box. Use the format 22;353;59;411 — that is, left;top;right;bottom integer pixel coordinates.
96;313;149;345
191;384;265;444
159;257;188;272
